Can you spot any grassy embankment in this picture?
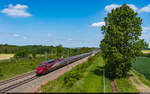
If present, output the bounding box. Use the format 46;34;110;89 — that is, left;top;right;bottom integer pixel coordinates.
41;53;111;92
132;57;150;88
0;55;57;81
115;76;138;92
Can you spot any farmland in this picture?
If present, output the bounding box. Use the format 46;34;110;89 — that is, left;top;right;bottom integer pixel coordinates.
0;54;14;60
142;50;150;54
132;57;150;81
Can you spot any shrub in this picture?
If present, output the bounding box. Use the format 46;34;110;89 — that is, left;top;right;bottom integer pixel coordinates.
14;51;29;59
63;53;100;88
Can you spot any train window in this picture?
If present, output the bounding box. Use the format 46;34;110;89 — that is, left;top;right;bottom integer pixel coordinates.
48;60;55;63
38;65;45;67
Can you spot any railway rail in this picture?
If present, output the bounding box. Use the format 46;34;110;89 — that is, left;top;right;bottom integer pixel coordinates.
0;71;35;86
0;76;38;92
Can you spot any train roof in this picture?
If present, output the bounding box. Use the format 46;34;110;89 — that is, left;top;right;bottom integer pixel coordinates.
40;59;55;65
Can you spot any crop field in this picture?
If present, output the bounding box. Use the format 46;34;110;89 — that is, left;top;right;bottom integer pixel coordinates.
0;54;14;60
142;50;150;54
132;57;150;80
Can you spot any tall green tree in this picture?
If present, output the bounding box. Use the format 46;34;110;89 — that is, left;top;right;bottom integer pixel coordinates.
100;4;148;78
56;44;64;57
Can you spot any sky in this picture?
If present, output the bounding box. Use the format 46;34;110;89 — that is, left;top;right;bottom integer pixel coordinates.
0;0;150;47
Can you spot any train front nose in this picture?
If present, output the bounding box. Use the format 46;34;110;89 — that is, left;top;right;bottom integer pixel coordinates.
36;67;45;74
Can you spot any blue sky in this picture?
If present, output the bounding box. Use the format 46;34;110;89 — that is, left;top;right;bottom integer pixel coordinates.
0;0;150;47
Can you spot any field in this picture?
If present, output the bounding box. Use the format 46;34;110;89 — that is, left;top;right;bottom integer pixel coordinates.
0;54;59;81
0;54;14;60
142;50;150;54
132;57;150;80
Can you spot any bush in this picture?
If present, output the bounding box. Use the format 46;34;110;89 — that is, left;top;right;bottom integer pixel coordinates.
14;51;29;59
63;53;100;88
63;71;82;87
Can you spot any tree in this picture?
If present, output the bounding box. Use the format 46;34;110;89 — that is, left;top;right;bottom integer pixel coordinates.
56;44;64;57
100;4;148;78
14;50;29;58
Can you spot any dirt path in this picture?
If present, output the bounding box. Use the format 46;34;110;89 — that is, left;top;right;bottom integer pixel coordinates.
129;72;150;93
109;79;118;92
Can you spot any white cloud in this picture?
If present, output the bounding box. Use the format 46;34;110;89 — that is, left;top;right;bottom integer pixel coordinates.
105;4;138;12
127;4;138;11
105;4;121;12
13;34;20;37
91;22;105;27
1;4;32;17
140;4;150;13
142;26;150;32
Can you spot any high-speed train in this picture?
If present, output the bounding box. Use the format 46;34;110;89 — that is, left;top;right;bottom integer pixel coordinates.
36;52;92;75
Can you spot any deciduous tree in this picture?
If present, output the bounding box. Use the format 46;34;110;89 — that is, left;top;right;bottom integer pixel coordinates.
100;4;148;78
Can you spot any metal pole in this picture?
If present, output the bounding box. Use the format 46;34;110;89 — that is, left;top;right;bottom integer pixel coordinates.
103;63;105;93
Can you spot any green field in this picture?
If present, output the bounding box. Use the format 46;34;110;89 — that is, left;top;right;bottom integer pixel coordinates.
0;54;59;81
0;57;45;81
132;57;150;80
41;53;111;92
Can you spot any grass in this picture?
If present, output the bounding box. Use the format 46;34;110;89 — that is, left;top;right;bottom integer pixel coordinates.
0;55;59;81
132;57;150;80
40;53;111;92
131;69;150;88
115;77;138;92
0;59;11;64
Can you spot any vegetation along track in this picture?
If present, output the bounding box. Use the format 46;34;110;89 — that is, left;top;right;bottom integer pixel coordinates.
0;52;96;92
0;76;38;92
0;71;35;86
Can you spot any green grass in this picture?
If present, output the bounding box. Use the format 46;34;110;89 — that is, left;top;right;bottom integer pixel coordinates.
132;57;150;80
41;54;111;92
0;57;45;81
132;69;150;88
0;59;11;63
115;77;138;92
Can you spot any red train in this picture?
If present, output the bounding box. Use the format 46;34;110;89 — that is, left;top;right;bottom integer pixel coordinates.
36;52;92;75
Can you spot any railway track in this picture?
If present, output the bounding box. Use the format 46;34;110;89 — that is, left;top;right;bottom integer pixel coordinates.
0;76;38;92
0;71;35;86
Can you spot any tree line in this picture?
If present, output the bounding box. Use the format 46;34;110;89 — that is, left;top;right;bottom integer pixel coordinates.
0;44;96;58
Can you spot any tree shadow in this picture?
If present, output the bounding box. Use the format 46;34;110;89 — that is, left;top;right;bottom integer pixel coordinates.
91;66;133;79
91;66;103;77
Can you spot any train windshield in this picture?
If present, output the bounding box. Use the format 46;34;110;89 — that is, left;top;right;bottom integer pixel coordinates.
38;65;45;67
